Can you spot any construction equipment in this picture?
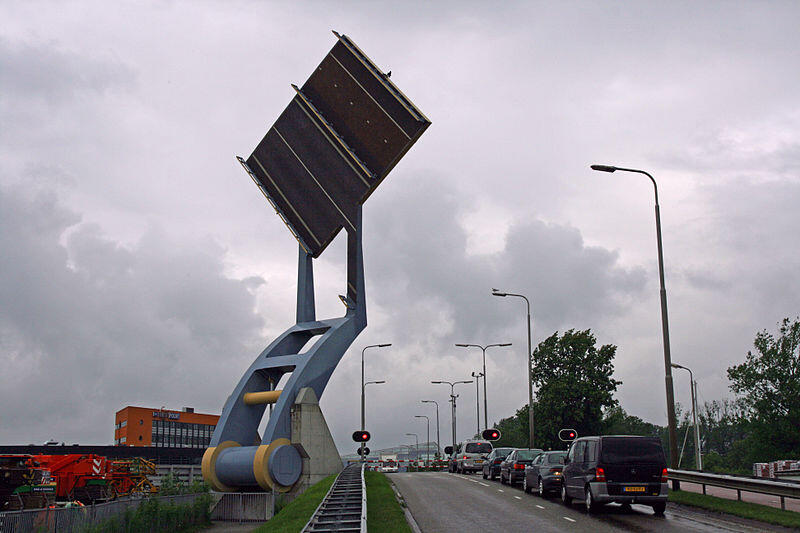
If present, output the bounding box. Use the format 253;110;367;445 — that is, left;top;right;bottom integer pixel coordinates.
107;457;158;497
32;454;112;503
0;455;56;511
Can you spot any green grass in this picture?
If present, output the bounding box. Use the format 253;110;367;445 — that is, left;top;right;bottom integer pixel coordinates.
365;471;412;533
252;474;336;533
669;489;800;528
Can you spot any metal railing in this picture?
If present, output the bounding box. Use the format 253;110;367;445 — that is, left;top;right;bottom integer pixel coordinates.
669;468;800;510
0;493;203;533
360;463;367;532
209;491;274;522
302;463;365;532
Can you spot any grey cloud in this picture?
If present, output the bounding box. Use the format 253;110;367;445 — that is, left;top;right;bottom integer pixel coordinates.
0;38;133;105
363;174;647;352
0;183;264;444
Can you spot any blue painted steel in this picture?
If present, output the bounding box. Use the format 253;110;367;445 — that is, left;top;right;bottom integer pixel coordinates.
269;445;303;486
208;207;366;489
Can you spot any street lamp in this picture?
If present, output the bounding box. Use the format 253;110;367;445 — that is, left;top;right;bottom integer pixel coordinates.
361;344;391;460
455;343;512;430
672;363;702;471
431;380;473;449
421;400;440;459
492;288;535;449
406;433;419;468
470;372;484;435
591;164;679;476
415;415;430;467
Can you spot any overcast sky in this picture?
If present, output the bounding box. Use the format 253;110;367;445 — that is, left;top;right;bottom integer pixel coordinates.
1;1;798;455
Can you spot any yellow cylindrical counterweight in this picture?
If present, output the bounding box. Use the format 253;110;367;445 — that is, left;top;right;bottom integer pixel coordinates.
243;390;283;405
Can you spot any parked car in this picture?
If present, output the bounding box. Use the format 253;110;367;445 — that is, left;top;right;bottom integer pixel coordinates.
499;449;543;485
561;435;668;514
455;440;493;474
445;447;458;473
482;447;514;480
523;450;567;496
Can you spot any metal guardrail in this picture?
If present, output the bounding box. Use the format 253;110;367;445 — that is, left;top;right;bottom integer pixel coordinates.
302;463;365;532
669;468;800;510
0;493;203;533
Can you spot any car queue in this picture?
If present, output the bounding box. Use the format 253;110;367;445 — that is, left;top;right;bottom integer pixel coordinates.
443;433;669;515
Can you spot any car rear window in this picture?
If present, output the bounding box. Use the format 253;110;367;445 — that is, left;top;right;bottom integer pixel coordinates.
495;449;512;458
548;453;566;464
516;450;540;460
465;442;492;454
600;438;665;464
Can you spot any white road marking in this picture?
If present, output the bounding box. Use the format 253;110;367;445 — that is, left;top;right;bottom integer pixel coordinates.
514;496;522;500
498;489;505;492
478;482;489;487
536;504;545;509
563;517;576;523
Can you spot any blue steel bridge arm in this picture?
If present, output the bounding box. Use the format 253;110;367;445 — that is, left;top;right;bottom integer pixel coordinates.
203;207;366;492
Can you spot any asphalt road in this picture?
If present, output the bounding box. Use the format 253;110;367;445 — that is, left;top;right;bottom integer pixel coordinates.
389;471;790;532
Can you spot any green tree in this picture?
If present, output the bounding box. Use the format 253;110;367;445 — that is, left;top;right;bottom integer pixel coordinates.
727;317;800;461
602;405;661;437
530;329;621;450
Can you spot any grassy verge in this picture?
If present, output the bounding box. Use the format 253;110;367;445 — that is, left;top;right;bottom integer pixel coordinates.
365;471;412;533
252;474;336;533
669;489;800;528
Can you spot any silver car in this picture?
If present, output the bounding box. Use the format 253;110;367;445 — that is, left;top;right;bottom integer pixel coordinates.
455;440;493;474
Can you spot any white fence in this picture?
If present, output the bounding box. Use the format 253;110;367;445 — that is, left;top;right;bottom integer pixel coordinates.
210;492;274;522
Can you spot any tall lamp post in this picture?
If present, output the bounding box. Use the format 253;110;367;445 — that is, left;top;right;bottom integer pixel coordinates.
406;433;419;468
414;415;430;466
491;289;535;449
456;343;512;430
470;372;484;435
672;363;702;471
591;164;679;479
421;400;440;459
361;343;391;460
431;380;473;449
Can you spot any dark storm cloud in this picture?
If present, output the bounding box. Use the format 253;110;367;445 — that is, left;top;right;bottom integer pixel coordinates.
0;184;264;444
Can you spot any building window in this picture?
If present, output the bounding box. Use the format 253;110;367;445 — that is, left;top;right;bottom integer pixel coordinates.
120;420;127;428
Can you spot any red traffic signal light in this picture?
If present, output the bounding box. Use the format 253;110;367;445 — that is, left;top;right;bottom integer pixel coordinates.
352;430;371;442
481;429;501;441
558;429;578;442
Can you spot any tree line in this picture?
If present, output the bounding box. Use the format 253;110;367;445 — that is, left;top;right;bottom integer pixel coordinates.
487;317;800;475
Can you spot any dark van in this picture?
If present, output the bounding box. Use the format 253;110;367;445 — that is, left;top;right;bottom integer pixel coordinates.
561;435;668;514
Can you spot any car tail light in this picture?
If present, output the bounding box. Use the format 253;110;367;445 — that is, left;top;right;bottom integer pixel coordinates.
463;456;468;460
514;463;525;470
595;467;606;482
549;468;562;474
494;459;502;464
661;468;668;482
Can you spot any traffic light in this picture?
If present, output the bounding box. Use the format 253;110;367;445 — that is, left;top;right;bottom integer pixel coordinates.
481;428;501;441
357;447;371;456
558;429;578;442
352;430;371;443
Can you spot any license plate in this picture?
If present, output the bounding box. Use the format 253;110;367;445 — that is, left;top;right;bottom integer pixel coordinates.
475;460;483;463
623;486;646;493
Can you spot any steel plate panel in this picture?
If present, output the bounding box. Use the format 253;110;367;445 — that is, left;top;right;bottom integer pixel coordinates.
275;99;368;229
247;128;343;255
302;53;413;178
243;32;430;257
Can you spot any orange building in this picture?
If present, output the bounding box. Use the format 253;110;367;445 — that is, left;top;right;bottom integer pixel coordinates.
114;406;219;448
